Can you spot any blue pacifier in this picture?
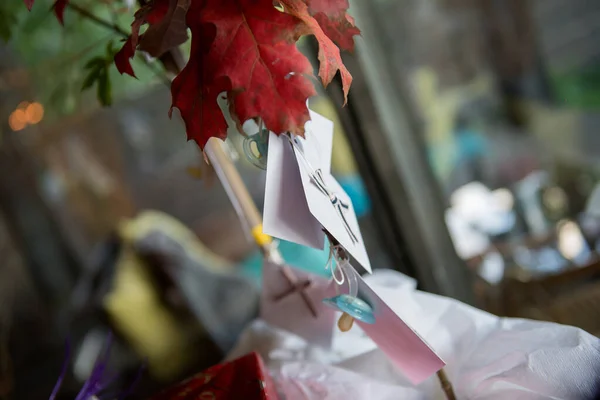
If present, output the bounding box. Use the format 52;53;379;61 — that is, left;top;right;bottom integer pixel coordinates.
323;256;375;331
323;294;376;324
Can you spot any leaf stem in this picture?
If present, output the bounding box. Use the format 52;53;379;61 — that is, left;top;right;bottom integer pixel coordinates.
66;2;172;87
67;3;129;38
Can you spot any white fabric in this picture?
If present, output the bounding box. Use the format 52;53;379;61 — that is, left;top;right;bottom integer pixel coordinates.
228;270;600;399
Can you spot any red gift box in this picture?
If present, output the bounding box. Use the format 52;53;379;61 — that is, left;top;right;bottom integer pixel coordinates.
149;352;280;400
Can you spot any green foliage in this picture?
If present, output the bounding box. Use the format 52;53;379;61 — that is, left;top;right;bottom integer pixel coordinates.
82;41;118;106
2;0;165;121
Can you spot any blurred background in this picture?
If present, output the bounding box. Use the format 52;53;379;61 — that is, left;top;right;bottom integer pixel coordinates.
2;0;600;398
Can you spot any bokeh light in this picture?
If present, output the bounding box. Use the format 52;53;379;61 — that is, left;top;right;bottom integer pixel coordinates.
8;109;27;131
25;102;44;124
7;101;44;131
557;219;585;260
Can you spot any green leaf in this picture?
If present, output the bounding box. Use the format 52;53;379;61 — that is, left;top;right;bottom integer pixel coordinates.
97;68;112;106
84;56;106;70
105;40;117;59
81;68;101;90
10;3;159;120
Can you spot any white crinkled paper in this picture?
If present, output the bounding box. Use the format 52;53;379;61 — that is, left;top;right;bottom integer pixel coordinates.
228;270;600;399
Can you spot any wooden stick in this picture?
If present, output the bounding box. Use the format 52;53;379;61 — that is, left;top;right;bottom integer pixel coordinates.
204;139;317;317
204;139;263;233
437;368;456;400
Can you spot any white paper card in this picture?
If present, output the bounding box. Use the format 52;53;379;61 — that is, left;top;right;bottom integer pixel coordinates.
303;111;334;175
263;110;371;272
293;130;372;273
263;129;324;249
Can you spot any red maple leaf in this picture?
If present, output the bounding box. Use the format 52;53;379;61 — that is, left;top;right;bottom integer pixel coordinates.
24;0;358;149
114;0;172;78
114;36;137;78
314;12;359;52
304;0;348;17
303;0;360;51
280;0;352;102
169;6;232;147
131;0;171;49
198;0;316;140
168;0;317;147
126;0;356;148
139;0;191;57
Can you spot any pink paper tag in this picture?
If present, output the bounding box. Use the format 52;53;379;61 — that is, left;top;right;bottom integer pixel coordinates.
328;268;445;384
261;260;336;348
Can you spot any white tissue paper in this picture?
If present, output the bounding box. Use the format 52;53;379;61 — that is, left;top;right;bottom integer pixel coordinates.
228;269;600;399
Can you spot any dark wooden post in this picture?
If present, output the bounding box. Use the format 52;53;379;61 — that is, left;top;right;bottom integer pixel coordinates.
318;1;475;303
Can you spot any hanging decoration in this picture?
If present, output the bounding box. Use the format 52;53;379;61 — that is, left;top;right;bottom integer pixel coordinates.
21;1;458;398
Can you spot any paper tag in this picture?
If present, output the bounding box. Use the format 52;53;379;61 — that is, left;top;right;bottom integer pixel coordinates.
327;267;445;384
293;129;372;273
263;110;371;272
263;130;324;249
303;111;334;174
261;260;336;347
